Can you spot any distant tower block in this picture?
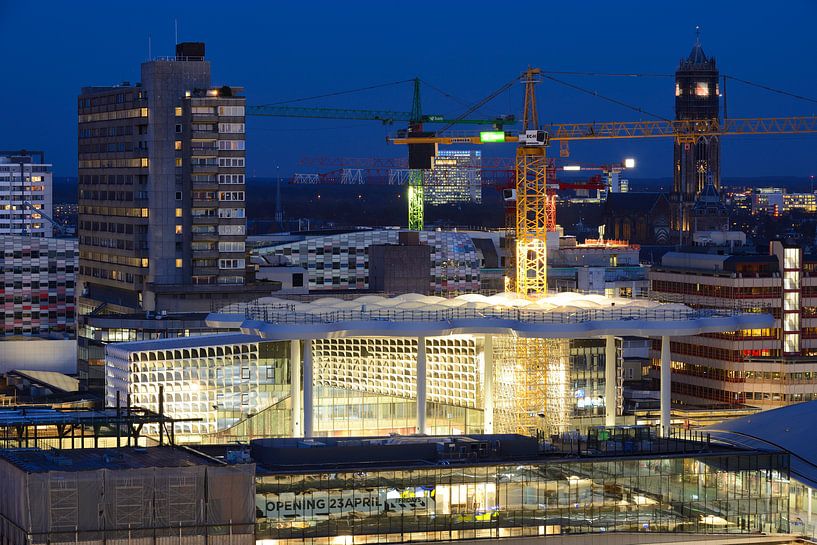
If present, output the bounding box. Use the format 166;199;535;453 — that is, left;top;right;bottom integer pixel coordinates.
672;27;720;236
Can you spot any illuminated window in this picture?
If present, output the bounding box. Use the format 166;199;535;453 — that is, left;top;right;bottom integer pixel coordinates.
141;208;149;217
695;82;709;97
675;83;681;97
175;208;183;218
175;158;182;167
140;108;148;117
141;258;149;268
175;258;183;268
175;107;183;116
140;158;149;167
175;225;183;234
175;141;182;150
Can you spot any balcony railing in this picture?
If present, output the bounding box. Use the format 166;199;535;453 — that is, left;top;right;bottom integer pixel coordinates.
239;304;764;326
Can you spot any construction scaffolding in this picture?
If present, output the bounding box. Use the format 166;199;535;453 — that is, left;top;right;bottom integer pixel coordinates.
0;448;255;545
0;392;199;449
492;336;571;436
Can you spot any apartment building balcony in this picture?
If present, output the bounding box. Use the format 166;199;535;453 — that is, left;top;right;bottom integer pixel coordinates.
192;130;218;139
191;215;219;225
190;144;218;153
192;164;218;174
191;231;218;242
192;249;219;259
192;266;220;276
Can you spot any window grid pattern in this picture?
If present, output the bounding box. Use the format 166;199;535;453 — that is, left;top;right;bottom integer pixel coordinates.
106;341;287;436
312;336;479;409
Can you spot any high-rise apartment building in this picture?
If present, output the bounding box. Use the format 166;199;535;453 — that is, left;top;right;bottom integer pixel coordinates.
78;42;262;313
0;151;53;238
649;241;817;409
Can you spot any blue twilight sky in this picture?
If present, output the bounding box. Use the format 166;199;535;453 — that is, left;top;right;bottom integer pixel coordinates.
2;0;817;179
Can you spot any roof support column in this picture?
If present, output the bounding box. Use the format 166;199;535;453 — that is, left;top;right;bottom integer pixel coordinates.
605;335;617;427
416;337;428;434
290;340;302;437
483;335;494;434
660;335;671;437
303;339;314;438
808;486;813;524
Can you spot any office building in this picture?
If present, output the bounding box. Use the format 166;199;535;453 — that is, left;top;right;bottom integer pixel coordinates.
424;150;482;204
752;187;817;216
649;241;817;408
672;29;720;236
78;42;265;314
105;292;770;443
0;151;53;238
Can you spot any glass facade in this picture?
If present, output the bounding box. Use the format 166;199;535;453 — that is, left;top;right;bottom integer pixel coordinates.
256;451;790;544
107;334;622;442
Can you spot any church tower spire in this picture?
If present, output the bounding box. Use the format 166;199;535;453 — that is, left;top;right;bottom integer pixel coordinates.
672;27;721;239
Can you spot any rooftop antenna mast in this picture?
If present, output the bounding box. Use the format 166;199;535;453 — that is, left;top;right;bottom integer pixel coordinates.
174;19;179;45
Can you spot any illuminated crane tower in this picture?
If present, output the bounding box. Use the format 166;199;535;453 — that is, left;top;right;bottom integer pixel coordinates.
515;68;550;296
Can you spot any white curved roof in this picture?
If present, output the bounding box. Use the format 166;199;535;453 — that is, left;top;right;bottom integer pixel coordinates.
208;291;774;341
706;401;817;488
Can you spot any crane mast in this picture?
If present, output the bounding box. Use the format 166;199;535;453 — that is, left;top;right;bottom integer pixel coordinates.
514;68;550;296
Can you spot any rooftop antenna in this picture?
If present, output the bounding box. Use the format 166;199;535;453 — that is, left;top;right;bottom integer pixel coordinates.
148;34;152;60
174;19;179;45
695;25;701;45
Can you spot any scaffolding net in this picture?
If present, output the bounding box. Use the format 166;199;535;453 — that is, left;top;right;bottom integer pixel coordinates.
493;337;570;436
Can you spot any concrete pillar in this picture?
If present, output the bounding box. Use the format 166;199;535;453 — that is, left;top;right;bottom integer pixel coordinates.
605;335;617;427
416;337;427;434
808;486;813;524
483;335;494;434
660;335;671;437
303;339;314;438
290;340;302;437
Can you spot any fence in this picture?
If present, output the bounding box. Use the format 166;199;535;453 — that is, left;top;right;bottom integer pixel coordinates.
240;303;762;326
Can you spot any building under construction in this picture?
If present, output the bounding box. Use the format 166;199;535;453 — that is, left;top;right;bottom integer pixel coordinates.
0;446;255;545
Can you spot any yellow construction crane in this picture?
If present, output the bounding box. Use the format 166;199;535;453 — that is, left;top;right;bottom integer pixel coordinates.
390;69;817;298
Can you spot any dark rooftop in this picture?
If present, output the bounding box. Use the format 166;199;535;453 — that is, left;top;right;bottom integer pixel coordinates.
0;446;218;473
244;431;775;475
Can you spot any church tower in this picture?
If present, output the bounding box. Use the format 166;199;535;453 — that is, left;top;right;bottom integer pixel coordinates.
672;28;720;236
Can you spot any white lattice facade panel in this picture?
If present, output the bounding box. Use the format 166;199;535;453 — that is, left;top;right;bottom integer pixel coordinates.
106;338;286;436
426;336;479;407
312;336;480;409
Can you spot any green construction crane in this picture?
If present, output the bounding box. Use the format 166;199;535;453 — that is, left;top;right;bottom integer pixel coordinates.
247;79;515;128
248;78;515;231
